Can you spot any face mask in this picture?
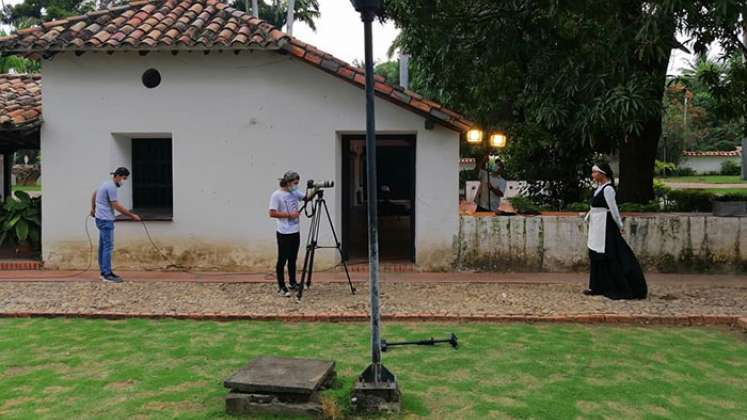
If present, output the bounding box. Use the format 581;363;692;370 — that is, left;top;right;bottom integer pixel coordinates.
289;185;298;192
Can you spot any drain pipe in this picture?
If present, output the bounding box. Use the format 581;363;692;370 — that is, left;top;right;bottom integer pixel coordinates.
252;0;259;17
287;0;296;36
398;53;410;89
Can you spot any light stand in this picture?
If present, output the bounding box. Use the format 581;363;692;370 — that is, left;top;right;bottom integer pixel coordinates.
349;0;400;413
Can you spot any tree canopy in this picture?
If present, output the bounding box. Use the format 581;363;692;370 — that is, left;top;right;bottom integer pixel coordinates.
1;0;99;27
229;0;320;31
385;0;747;204
660;57;745;162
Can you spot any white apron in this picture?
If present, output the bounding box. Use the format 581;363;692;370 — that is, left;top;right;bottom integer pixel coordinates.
586;207;608;253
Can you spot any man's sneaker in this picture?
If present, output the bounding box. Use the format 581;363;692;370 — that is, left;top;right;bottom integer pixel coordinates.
278;288;291;297
101;273;123;284
109;272;123;281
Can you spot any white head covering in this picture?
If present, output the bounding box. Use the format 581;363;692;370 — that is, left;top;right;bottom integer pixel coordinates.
591;165;606;175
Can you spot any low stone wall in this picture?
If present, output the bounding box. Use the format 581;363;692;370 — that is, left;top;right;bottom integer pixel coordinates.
455;214;747;273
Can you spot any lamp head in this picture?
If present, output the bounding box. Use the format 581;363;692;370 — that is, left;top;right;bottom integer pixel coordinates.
490;132;508;149
466;129;484;144
350;0;383;15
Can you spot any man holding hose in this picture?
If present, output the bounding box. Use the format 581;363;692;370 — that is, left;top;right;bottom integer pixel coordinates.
90;167;141;283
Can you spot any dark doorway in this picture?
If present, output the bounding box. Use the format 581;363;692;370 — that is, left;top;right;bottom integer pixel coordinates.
341;135;416;262
132;138;173;218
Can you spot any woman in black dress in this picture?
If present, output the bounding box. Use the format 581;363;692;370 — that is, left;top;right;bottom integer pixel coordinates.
584;163;647;300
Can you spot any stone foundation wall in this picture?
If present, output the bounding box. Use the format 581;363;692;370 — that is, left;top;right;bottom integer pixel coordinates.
455;214;747;273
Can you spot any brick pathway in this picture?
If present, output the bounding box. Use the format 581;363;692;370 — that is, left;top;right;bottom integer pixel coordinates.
0;271;746;328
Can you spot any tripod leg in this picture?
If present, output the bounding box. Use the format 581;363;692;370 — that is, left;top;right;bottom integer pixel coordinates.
321;200;356;295
297;202;318;300
297;240;313;299
306;202;322;289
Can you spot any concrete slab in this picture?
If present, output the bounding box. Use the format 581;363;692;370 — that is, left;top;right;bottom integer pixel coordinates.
225;393;323;417
224;357;335;396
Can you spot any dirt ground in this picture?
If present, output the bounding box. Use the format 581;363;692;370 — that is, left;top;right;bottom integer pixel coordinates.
0;271;745;317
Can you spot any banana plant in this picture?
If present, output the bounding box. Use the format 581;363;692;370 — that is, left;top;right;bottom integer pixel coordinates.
0;190;41;248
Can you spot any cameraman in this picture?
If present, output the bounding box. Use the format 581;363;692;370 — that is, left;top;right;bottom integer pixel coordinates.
268;171;313;297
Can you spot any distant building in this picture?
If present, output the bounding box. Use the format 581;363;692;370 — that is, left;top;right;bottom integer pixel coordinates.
679;147;742;174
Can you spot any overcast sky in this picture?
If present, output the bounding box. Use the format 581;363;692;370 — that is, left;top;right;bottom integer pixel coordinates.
3;0;704;72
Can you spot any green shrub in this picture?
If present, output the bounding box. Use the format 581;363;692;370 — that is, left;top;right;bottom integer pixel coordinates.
0;191;41;248
619;202;661;212
666;189;716;212
510;197;542;214
655;160;676;177
671;167;696;177
714;193;747;202
565;202;590;212
653;180;672;198
720;160;741;176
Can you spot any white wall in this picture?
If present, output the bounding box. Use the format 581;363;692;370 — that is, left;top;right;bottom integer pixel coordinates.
41;51;459;270
680;156;739;174
457;214;747;273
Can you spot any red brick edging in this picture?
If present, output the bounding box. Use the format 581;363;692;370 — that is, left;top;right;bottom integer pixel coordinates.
1;311;745;330
0;261;42;271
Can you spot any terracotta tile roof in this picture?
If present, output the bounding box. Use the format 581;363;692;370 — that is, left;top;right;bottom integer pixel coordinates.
0;0;283;53
0;74;42;131
683;147;742;158
284;37;473;131
0;0;472;132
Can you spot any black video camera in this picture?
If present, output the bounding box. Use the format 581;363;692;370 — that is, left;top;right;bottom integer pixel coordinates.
307;180;334;189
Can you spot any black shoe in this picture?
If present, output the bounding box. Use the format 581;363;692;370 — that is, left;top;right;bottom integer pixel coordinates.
101;273;123;284
109;272;123;281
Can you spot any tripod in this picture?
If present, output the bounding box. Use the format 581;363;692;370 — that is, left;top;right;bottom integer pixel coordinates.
297;189;356;300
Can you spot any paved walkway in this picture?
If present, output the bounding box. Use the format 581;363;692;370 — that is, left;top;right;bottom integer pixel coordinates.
1;271;746;323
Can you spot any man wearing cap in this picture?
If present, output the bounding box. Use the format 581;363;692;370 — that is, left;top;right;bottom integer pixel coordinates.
268;171;313;297
90;167;141;283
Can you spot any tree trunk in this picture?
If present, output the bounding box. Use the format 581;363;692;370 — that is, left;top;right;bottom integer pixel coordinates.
617;7;675;204
617;54;671;203
618;118;661;203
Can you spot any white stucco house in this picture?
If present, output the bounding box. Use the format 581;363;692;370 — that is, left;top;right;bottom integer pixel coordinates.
0;0;473;270
679;148;742;174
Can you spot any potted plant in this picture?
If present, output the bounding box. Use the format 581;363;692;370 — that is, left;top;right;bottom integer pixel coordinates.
712;194;747;217
0;190;41;256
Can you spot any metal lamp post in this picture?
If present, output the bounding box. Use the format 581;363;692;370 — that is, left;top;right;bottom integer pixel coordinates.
349;0;400;412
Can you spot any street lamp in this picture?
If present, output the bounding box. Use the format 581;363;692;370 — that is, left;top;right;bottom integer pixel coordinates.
490;132;507;149
349;0;401;413
467;128;484;144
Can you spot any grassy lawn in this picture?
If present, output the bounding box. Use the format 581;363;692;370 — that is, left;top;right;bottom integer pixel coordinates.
1;319;746;419
658;175;745;184
11;184;41;193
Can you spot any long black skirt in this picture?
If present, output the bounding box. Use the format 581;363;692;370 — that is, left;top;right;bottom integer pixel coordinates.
588;220;647;300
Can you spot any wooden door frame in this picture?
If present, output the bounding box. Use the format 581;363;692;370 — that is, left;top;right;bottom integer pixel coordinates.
340;134;417;262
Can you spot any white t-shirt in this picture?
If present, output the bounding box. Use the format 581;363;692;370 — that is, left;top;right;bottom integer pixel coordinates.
478;169;507;212
269;189;305;234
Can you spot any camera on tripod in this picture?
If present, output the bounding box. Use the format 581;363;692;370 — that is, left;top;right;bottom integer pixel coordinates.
307;179;334;190
297;178;355;300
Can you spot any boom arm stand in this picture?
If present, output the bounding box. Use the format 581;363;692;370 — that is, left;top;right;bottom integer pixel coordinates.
380;333;458;352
